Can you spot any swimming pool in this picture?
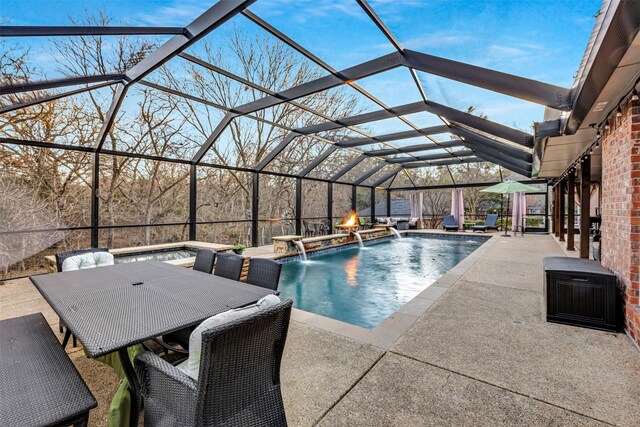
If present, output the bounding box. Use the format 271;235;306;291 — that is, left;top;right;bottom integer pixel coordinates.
278;235;485;328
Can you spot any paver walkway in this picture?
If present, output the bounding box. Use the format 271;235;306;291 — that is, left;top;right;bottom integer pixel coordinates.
1;234;638;426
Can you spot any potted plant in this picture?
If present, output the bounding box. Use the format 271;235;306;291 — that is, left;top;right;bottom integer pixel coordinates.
233;243;245;255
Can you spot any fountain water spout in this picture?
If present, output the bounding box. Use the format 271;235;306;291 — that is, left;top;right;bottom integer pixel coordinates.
389;227;401;239
353;231;364;247
293;240;307;260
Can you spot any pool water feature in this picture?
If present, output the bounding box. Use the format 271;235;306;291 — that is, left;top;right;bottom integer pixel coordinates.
114;248;198;264
278;236;484;328
353;232;364;247
293;240;307;260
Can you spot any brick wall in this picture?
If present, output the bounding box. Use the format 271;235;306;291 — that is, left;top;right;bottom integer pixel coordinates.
600;95;640;345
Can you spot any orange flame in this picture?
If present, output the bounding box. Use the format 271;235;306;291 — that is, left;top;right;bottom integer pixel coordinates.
343;211;357;226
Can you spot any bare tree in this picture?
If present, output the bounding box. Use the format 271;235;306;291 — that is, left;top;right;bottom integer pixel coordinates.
154;26;363;245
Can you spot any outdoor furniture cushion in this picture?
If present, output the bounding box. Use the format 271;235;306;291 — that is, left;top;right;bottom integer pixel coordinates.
179;294;281;380
408;217;418;226
61;251;114;271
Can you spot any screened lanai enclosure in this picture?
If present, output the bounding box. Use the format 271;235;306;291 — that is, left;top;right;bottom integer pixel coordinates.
0;0;560;279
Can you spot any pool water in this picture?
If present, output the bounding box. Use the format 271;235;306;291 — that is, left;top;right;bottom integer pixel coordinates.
114;249;197;264
278;236;484;328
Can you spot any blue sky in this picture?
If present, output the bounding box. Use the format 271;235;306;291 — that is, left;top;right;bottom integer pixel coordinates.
2;0;601;132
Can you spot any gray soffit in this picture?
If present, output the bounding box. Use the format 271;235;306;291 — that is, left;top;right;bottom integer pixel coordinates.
563;0;640;135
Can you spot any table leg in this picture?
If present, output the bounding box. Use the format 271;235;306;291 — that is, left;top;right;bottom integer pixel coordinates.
118;348;141;427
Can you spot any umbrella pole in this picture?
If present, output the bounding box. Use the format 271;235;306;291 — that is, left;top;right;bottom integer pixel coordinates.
504;194;511;237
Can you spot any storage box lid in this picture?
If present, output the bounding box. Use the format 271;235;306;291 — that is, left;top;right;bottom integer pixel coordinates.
543;256;615;277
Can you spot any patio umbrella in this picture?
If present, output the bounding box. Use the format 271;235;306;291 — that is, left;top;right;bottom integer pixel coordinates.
481;181;539;236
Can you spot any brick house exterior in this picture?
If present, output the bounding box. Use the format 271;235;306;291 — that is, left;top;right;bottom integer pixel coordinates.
600;95;640;345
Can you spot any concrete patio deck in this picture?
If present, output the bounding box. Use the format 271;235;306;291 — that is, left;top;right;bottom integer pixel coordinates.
1;233;639;426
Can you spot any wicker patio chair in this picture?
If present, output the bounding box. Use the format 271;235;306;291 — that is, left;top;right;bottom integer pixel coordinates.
55;247;110;348
213;252;244;281
193;249;216;274
135;300;293;427
246;258;283;291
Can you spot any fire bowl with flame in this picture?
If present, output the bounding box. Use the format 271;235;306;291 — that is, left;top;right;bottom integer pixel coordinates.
335;211;359;233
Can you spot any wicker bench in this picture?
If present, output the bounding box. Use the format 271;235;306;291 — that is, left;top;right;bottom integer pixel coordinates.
0;313;97;426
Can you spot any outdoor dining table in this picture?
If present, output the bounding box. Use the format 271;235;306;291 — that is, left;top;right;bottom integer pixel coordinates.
30;260;275;427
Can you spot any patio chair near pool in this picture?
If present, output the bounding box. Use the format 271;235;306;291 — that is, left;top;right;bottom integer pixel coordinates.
193;248;216;274
164;252;251;352
55;248;113;348
214;252;244;281
135;297;292;427
358;217;373;230
319;218;332;235
246;258;282;291
472;214;500;233
442;215;459;231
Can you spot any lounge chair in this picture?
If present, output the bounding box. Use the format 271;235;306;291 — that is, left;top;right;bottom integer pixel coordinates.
358;217;373;230
442;215;459;231
471;214;500;233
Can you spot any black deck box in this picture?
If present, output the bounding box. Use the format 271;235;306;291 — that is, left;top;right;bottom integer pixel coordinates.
543;257;621;332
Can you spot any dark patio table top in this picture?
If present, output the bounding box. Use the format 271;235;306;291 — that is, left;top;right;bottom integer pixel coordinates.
30;260;274;357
